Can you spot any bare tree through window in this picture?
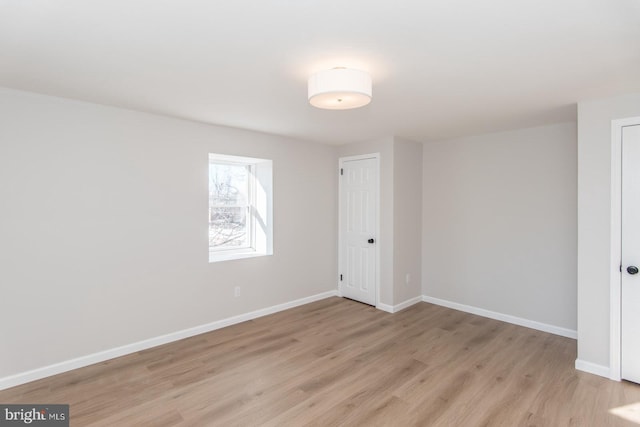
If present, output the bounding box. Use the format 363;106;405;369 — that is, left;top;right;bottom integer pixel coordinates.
209;162;251;250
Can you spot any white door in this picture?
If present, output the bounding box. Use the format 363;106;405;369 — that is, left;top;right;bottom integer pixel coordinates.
622;124;640;384
339;156;378;306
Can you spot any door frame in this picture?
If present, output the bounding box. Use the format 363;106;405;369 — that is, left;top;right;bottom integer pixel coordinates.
338;153;381;308
610;116;640;381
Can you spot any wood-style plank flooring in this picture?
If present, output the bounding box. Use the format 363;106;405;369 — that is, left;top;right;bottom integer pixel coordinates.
1;297;639;426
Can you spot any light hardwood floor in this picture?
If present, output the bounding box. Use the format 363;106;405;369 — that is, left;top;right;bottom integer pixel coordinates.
1;297;639;426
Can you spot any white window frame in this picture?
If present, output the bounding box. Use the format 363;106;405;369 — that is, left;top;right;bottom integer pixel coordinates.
208;153;273;263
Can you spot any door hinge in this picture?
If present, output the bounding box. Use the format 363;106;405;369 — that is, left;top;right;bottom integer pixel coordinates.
620;264;623;272
340;168;343;176
340;274;343;281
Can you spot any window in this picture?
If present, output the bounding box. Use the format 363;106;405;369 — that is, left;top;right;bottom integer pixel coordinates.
208;153;272;262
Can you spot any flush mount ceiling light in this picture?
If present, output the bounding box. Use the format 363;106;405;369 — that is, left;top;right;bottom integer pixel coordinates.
308;68;372;110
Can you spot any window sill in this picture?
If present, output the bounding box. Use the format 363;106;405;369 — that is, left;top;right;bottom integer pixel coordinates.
209;249;270;263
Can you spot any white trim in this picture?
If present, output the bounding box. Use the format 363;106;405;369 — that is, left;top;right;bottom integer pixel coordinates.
575;359;612;379
393;296;423;312
422;295;577;339
0;290;337;391
376;303;394;313
338;153;381;162
338;153;381;308
208;153;267;164
209;249;270;263
610;116;640;382
376;296;422;313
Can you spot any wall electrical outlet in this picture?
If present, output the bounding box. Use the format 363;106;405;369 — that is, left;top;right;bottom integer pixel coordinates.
234;286;241;297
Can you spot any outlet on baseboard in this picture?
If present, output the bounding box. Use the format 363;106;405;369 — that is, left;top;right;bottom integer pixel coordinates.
234;286;241;297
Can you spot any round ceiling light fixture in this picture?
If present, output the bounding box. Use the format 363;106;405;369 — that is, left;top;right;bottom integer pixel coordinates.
308;67;372;110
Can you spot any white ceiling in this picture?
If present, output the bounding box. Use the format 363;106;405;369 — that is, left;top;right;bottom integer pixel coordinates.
1;0;639;144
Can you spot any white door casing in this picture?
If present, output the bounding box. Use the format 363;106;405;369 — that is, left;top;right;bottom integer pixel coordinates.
621;124;640;384
339;155;379;306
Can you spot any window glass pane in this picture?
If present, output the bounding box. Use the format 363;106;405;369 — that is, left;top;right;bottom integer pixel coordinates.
209;163;249;206
209;206;248;248
209;161;251;251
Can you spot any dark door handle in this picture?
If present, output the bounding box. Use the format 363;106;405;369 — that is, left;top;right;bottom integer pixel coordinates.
368;238;375;244
627;266;639;275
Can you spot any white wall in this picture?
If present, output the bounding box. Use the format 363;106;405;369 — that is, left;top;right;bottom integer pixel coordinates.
577;92;640;369
393;137;423;305
422;122;577;330
0;88;337;379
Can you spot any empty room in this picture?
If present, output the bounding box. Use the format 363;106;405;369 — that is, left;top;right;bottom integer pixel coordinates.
1;0;640;425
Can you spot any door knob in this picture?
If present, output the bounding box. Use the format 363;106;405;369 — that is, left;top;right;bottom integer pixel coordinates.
368;238;375;244
627;266;639;275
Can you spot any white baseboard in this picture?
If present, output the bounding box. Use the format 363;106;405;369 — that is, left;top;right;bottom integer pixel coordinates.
376;303;394;313
376;295;422;314
575;359;612;379
422;295;577;339
394;296;423;312
0;290;338;391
